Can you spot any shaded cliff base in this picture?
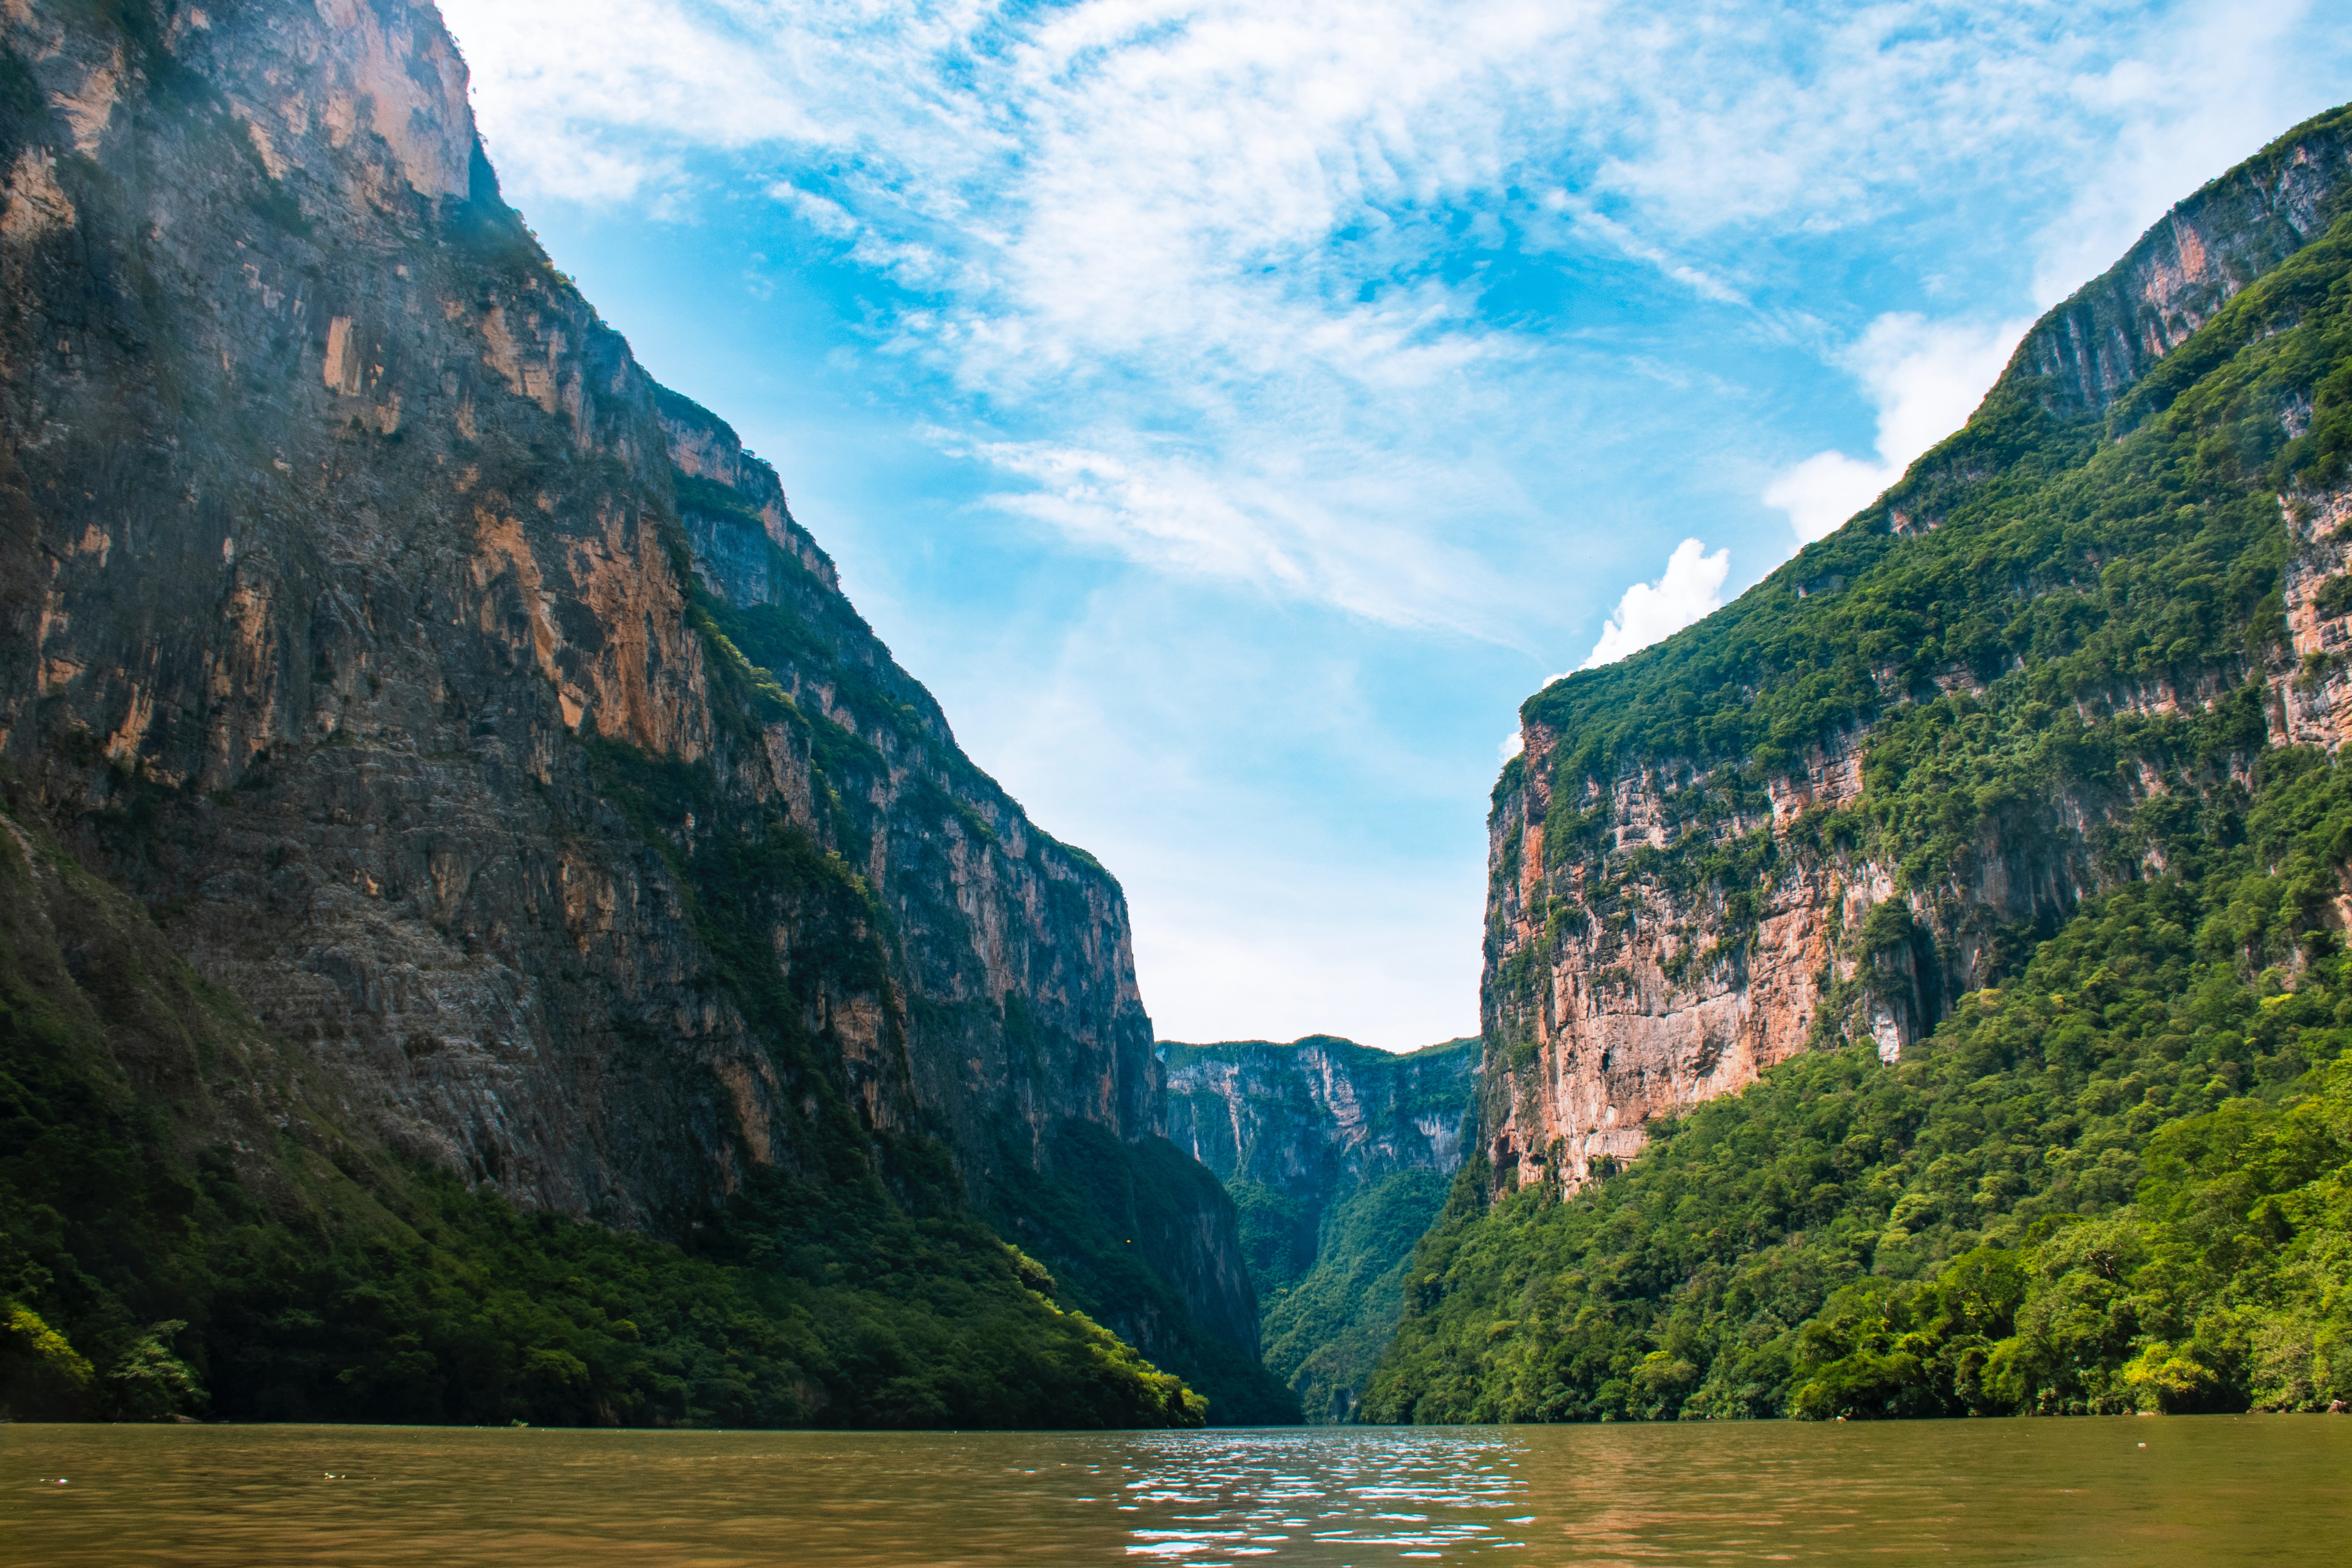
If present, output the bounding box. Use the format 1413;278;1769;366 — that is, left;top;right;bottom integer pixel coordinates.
1369;724;2352;1419
985;1121;1301;1426
0;801;1203;1427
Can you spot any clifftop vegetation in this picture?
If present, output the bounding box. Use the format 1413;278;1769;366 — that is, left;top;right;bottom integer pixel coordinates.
1516;101;2352;806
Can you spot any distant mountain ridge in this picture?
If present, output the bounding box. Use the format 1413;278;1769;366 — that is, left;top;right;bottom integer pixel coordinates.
1164;1034;1476;1419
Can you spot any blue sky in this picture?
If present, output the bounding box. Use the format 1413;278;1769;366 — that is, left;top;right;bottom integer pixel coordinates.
437;0;2351;1050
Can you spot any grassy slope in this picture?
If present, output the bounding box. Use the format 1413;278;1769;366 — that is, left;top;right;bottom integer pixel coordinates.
1365;114;2352;1423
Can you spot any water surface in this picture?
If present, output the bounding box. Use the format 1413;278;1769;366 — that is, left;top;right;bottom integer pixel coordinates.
4;1416;2343;1565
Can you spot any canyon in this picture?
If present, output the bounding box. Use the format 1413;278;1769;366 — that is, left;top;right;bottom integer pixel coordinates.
1164;1034;1476;1420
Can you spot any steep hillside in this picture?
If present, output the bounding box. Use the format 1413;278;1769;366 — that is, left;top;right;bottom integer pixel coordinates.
0;0;1282;1424
0;801;1197;1426
1165;1035;1476;1419
1481;104;2352;1191
1365;103;2352;1422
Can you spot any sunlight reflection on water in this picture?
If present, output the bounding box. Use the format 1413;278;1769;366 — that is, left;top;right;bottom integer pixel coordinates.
2;1415;2345;1565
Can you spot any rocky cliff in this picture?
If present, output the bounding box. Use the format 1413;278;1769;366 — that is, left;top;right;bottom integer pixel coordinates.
1166;1035;1477;1210
1484;103;2352;1193
2015;113;2352;418
1164;1035;1476;1419
0;0;1275;1422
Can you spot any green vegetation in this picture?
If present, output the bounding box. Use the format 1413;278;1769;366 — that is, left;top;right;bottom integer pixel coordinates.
1367;109;2352;1425
1260;1170;1453;1420
1164;1035;1477;1420
0;800;1202;1427
983;1119;1304;1427
1;487;1235;1428
1523;112;2352;795
1501;111;2352;1011
1367;752;2352;1419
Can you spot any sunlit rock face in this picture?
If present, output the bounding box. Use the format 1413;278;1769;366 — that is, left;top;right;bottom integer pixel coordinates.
1483;113;2352;1196
0;0;1226;1352
1164;1035;1478;1202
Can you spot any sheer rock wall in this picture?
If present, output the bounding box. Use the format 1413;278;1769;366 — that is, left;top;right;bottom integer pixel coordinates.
0;0;1239;1361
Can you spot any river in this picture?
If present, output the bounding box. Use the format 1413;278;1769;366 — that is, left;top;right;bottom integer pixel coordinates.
3;1416;2343;1564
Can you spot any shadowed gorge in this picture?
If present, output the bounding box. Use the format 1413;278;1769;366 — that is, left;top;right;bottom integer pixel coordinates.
1164;1035;1477;1421
0;0;1286;1427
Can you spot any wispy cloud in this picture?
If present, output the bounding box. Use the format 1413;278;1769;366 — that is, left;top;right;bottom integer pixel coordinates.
440;0;2337;629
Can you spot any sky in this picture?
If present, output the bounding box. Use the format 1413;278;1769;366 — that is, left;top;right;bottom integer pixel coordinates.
435;0;2352;1050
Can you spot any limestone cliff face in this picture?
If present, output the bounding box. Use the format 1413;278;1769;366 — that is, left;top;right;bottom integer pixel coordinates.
1482;725;2113;1187
1484;108;2352;1194
1164;1034;1477;1419
1165;1035;1476;1201
654;387;1162;1181
0;0;1240;1374
2274;481;2352;751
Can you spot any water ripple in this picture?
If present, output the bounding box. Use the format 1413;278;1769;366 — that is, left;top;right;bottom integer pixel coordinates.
2;1415;2346;1564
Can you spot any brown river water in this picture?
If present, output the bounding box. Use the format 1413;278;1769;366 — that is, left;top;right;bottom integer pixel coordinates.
2;1416;2343;1565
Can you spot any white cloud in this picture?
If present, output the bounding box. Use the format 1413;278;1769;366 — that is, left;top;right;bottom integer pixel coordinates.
769;183;859;239
1582;538;1731;669
439;0;2342;623
962;434;1521;634
1764;312;2031;543
1499;730;1525;762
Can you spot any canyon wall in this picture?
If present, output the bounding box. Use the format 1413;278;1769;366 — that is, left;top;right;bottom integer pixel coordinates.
1165;1035;1476;1202
1164;1035;1476;1418
1483;104;2352;1193
2013;114;2352;418
0;0;1263;1409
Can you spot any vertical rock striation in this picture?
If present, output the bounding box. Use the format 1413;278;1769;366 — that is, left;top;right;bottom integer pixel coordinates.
1165;1035;1478;1204
2014;116;2352;418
